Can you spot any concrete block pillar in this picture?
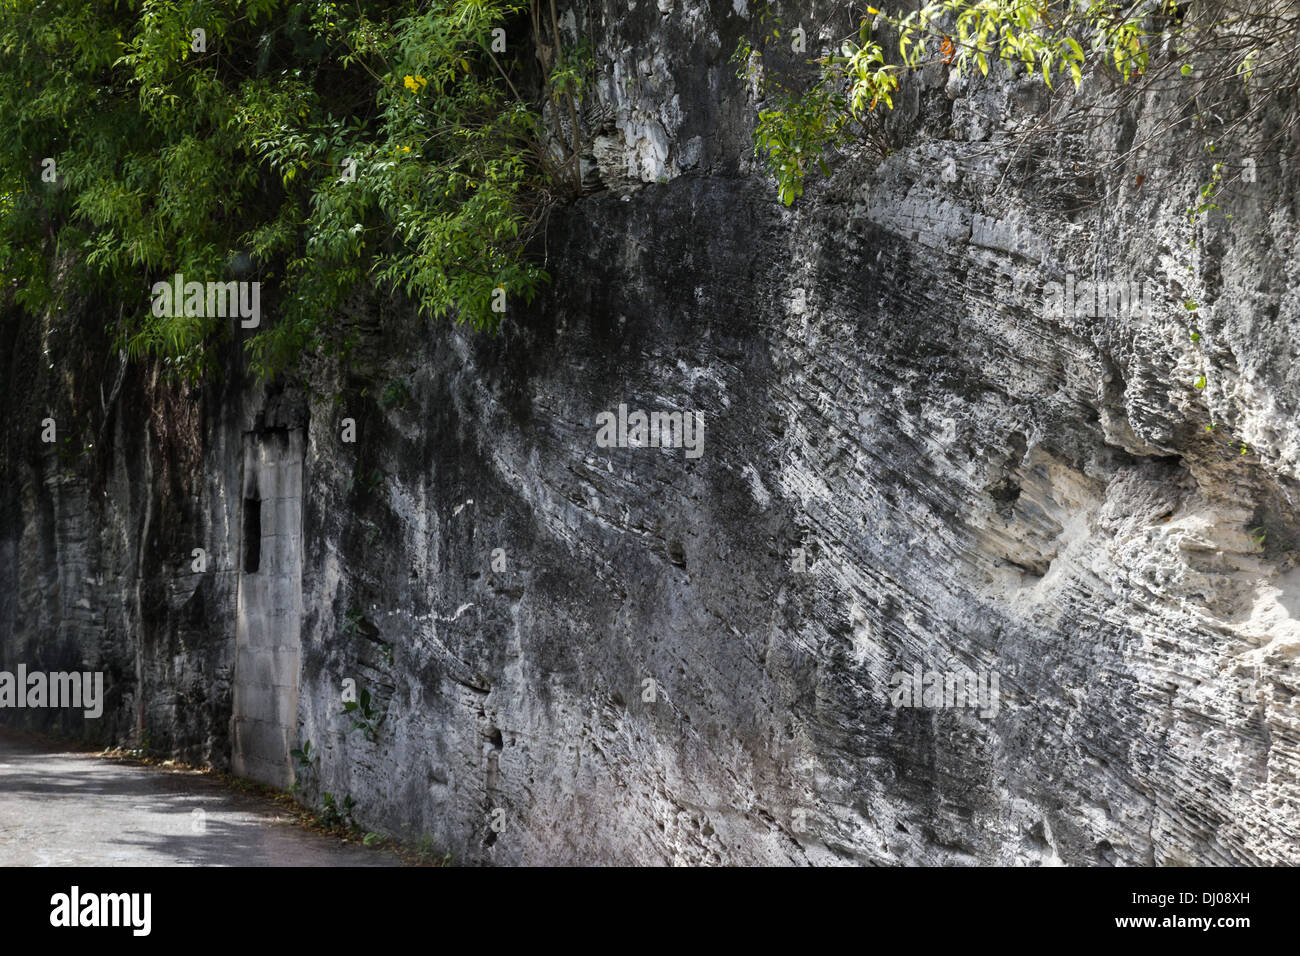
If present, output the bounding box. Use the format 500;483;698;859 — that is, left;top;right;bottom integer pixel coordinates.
232;427;304;788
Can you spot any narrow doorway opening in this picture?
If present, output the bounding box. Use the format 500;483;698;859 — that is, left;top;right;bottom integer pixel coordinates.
243;497;261;573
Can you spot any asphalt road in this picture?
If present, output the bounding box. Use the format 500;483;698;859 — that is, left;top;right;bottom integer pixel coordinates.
0;730;401;866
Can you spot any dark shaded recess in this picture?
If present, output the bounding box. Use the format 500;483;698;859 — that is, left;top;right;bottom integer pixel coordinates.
243;498;261;574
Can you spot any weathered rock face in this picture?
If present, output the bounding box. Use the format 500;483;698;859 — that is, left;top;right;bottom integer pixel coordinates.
3;1;1300;865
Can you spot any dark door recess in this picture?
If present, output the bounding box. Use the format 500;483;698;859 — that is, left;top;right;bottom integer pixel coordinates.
243;497;261;573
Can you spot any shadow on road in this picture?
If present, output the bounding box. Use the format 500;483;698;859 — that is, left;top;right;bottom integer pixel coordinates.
0;728;402;866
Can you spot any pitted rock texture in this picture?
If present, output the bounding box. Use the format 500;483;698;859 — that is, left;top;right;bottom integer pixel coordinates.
3;1;1300;864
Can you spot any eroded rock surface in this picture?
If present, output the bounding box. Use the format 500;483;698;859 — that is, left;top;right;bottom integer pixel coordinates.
2;1;1299;864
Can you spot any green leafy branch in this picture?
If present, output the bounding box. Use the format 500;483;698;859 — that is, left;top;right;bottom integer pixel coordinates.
342;687;385;743
737;0;1209;205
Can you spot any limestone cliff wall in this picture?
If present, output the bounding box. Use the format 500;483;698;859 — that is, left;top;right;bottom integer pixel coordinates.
2;1;1298;864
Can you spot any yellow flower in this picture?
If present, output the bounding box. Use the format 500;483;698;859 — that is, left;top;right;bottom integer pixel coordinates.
403;74;428;92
